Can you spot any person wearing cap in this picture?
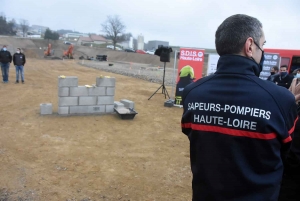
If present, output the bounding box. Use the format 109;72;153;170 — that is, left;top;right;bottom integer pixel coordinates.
13;48;26;84
0;45;12;83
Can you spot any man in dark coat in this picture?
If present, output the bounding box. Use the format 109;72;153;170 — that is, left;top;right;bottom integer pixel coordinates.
267;66;279;82
181;14;298;201
274;65;294;88
0;45;12;83
13;48;26;83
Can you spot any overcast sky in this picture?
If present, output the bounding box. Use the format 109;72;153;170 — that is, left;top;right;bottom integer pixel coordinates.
1;0;300;49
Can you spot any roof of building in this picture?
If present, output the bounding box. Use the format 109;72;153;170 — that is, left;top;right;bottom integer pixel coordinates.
90;34;107;41
79;36;93;42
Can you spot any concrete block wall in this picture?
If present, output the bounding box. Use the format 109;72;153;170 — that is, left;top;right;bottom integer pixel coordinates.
57;76;115;115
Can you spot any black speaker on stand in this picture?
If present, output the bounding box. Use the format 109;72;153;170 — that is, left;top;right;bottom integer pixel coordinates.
148;46;172;100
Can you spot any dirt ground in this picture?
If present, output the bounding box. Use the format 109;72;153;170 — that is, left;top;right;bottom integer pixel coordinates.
0;58;192;201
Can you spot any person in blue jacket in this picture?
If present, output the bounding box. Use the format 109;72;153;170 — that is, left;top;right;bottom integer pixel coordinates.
181;14;298;201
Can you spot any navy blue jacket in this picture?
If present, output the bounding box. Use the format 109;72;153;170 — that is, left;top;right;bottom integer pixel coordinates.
181;55;298;201
0;50;12;64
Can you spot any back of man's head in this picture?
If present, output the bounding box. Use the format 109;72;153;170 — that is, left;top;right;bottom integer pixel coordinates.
273;66;279;72
215;14;263;56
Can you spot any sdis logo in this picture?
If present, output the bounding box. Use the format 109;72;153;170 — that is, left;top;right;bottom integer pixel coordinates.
181;50;204;57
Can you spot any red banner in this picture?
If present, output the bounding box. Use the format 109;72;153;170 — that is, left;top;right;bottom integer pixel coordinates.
175;48;205;105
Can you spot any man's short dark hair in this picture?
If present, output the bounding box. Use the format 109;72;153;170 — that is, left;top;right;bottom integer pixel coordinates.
280;65;288;69
215;14;263;56
272;66;279;71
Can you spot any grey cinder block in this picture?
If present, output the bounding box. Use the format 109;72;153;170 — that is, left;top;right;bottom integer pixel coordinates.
70;86;89;96
89;105;105;113
79;96;97;106
40;103;53;115
106;87;115;95
120;99;135;109
58;76;78;87
58;97;78;106
58;87;69;97
97;96;114;105
88;87;105;96
69;105;105;114
106;105;115;113
114;101;125;109
69;106;89;114
96;77;115;87
58;107;69;115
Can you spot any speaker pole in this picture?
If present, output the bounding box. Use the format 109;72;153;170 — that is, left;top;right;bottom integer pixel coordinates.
148;61;170;100
162;62;166;95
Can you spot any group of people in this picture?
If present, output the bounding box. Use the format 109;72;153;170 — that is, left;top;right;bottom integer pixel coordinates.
181;14;300;201
0;45;26;84
268;65;300;105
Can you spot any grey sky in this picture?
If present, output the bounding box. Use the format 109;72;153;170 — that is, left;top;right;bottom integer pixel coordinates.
1;0;300;49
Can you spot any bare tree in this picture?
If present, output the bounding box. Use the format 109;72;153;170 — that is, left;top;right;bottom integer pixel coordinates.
19;19;29;37
101;15;125;50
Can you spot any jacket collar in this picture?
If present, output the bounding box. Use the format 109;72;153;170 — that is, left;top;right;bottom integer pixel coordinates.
215;55;260;76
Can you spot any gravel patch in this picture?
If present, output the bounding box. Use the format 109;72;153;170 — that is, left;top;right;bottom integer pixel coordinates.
78;60;178;87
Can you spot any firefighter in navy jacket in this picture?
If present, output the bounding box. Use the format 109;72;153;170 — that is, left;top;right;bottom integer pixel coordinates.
181;14;298;201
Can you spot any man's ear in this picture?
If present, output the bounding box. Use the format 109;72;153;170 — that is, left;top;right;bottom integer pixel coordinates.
243;37;254;58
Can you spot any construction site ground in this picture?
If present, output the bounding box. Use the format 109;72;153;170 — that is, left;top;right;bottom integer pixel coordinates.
0;37;192;201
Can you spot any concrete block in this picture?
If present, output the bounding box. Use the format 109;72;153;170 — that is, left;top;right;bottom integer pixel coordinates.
70;86;88;96
79;96;97;105
69;106;88;114
114;101;125;109
40;103;53;115
120;99;135;109
89;105;105;113
97;96;114;105
96;77;115;87
58;76;78;87
58;107;69;115
58;87;69;97
69;105;105;114
106;105;115;113
58;97;78;106
106;87;115;95
88;87;105;96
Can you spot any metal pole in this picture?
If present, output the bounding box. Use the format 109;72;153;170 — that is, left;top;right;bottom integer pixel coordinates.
170;50;178;101
162;62;166;94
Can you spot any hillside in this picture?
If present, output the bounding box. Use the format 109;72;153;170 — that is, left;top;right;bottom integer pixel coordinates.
0;37;178;67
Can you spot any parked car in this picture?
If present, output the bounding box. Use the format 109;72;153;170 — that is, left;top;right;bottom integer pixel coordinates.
146;50;155;55
124;48;135;52
64;41;72;45
135;49;147;54
107;45;122;50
